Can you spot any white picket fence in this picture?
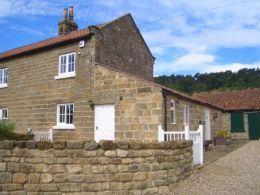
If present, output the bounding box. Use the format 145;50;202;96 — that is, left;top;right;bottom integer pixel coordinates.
32;129;53;142
158;125;203;165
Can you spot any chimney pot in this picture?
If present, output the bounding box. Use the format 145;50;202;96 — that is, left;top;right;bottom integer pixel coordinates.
69;6;74;21
63;8;68;20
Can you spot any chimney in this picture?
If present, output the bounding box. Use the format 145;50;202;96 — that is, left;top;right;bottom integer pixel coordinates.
58;7;78;36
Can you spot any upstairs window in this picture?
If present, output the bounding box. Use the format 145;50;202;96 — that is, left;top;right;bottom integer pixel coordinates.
55;53;76;79
183;105;190;125
55;103;74;129
170;99;176;124
0;68;8;88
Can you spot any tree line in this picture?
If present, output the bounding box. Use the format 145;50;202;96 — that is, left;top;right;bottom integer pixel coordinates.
154;68;260;94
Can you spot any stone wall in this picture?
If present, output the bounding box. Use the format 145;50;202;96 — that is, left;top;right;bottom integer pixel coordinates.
0;140;192;194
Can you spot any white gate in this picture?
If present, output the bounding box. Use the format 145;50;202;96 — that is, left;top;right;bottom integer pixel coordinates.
33;129;53;142
158;125;203;165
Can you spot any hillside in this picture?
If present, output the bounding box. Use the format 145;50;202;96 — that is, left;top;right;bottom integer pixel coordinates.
154;68;260;95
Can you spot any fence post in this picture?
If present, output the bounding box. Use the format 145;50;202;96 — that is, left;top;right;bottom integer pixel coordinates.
49;129;53;142
158;125;164;142
198;125;204;164
184;125;190;140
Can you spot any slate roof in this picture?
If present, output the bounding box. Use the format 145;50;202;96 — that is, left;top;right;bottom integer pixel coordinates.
193;88;260;111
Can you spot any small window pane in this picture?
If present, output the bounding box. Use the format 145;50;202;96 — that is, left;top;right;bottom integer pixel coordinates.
59;105;65;123
68;54;75;72
3;69;8;84
3;109;8;119
0;69;3;84
60;56;67;74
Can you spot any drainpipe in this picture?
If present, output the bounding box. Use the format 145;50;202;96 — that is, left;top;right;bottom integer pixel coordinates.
162;90;167;131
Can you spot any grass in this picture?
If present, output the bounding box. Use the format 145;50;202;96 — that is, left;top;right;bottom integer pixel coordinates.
0;121;34;141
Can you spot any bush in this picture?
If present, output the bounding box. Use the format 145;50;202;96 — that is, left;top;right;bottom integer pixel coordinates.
217;130;231;138
0;122;34;141
0;122;15;137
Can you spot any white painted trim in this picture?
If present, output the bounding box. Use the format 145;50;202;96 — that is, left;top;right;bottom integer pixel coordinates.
53;124;75;130
56;52;76;79
56;103;74;129
0;83;8;88
170;99;176;124
55;72;76;80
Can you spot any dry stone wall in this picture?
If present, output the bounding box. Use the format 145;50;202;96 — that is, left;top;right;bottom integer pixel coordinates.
0;140;192;194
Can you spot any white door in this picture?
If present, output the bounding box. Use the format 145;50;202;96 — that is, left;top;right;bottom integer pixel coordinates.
94;105;115;142
204;108;211;140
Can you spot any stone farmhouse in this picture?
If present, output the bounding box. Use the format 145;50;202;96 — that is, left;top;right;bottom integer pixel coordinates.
0;7;258;142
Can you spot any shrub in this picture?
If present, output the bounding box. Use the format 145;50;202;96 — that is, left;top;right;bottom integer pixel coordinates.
217;130;231;138
0;122;34;140
0;122;15;137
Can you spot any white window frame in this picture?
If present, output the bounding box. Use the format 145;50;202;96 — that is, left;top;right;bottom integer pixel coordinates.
55;52;76;80
0;68;8;88
0;108;8;120
183;105;190;125
53;103;75;129
170;99;176;124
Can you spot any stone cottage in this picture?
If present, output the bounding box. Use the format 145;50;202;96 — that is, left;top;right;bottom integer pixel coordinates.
0;7;228;142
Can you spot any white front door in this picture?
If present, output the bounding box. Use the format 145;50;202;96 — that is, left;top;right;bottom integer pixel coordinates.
204;108;211;140
94;104;115;142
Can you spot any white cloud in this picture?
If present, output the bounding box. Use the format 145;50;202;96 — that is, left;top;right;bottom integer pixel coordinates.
175;53;215;66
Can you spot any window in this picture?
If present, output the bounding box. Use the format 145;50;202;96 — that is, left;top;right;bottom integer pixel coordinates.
0;108;8;120
55;53;76;79
183;105;190;125
170;99;176;124
54;103;74;129
0;68;8;88
231;112;244;132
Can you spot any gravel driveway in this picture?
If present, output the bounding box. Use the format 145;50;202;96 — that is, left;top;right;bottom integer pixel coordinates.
172;141;260;195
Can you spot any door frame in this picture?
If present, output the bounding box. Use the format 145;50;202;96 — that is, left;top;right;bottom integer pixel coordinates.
204;108;211;140
94;104;115;142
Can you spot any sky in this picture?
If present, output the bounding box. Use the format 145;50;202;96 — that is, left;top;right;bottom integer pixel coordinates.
0;0;260;76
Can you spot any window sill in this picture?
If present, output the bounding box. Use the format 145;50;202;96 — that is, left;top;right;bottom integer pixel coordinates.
53;125;75;130
55;72;76;80
0;84;8;88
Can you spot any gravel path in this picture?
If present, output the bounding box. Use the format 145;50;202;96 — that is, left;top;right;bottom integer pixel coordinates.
172;141;260;195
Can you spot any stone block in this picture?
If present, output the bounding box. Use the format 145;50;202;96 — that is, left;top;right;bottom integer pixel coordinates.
68;174;85;182
37;141;52;150
2;184;23;191
117;149;129;157
57;183;82;192
85;142;99;150
14;141;26;148
66;165;82;174
0;172;12;183
24;184;40;192
26;141;37;149
52;141;66;150
133;172;147;181
114;141;129;149
48;165;65;173
21;164;36;173
129;141;145;149
28;173;40;184
99;140;117;150
13;173;28;184
66;140;85;149
114;173;133;182
40;184;58;192
7;163;20;172
104;150;117;157
0;162;6;172
41;174;53;183
0;141;14;149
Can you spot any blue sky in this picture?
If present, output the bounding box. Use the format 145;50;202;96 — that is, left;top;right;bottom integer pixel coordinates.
0;0;260;76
